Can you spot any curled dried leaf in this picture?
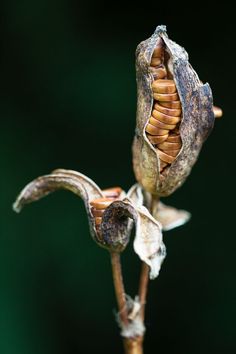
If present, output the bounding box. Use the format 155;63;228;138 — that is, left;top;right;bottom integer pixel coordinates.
126;184;144;208
133;205;166;279
127;185;190;231
132;25;216;196
152;201;191;231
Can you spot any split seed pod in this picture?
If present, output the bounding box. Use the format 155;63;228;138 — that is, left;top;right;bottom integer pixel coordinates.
132;25;216;196
13;170;166;279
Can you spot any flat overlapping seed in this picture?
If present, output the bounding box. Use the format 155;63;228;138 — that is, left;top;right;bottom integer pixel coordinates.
152;110;181;125
90;188;122;235
154;103;181;116
90;198;113;209
152;79;176;94
145;40;183;174
160;101;181;109
103;187;122;198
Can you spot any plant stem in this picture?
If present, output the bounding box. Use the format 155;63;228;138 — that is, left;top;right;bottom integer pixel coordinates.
110;195;160;354
123;336;143;354
110;251;129;326
138;263;150;321
110;252;143;354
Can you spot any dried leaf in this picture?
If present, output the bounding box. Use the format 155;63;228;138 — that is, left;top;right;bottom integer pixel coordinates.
126;184;144;207
133;206;166;279
152;201;191;231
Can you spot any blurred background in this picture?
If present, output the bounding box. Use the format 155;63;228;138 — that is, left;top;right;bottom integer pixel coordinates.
0;1;235;353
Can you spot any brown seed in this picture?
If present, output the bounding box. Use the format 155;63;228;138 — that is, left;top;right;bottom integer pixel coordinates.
162;149;180;157
159;101;182;109
91;207;104;217
150;57;162;66
166;134;181;142
152;109;181;125
95;228;103;242
160;160;168;171
95;217;102;226
102;187;122;198
146;123;169;136
152;79;176;94
154;102;181;117
156;149;176;163
90;198;113;209
147;134;169;144
158;141;182;150
150;66;167;79
153;92;179;101
149;116;176;130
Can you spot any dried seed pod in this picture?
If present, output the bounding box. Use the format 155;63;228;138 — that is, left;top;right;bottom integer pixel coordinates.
13;170;165;278
132;25;218;196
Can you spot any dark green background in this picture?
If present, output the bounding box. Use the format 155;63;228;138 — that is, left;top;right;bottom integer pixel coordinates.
1;2;235;353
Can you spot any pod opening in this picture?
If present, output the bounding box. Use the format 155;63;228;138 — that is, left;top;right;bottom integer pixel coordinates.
145;38;182;178
90;187;122;238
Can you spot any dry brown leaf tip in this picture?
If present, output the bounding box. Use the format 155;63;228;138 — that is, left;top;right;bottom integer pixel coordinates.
152;201;191;231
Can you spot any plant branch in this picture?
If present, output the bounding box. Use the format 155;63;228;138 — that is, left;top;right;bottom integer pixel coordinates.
123;337;143;354
110;251;129;326
138;263;150;321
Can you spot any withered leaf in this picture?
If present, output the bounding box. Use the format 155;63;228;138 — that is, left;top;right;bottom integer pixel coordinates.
152;201;191;231
126;184;144;208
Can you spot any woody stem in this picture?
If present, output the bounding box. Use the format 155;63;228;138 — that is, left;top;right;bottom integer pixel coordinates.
110;251;129;326
138;263;150;321
111;195;159;354
111;252;143;354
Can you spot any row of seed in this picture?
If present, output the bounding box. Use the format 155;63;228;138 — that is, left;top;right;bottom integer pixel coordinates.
146;41;182;173
90;187;122;238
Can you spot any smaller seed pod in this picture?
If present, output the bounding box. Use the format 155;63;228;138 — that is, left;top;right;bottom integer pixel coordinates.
132;25;218;196
13;170;165;279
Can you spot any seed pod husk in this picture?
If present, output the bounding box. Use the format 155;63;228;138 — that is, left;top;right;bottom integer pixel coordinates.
132;25;215;196
13;171;165;279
